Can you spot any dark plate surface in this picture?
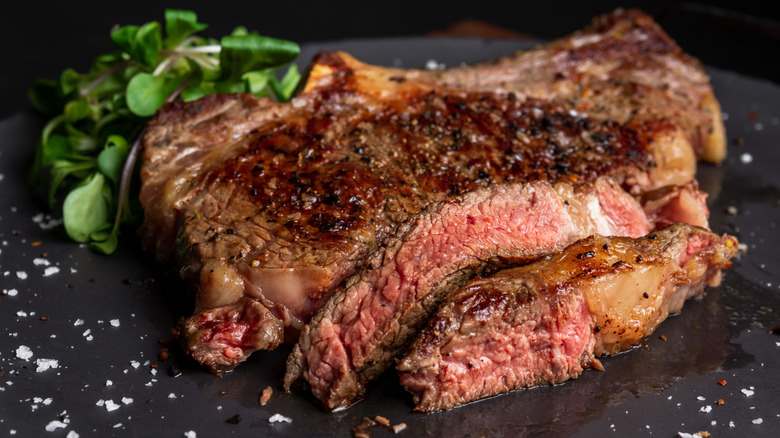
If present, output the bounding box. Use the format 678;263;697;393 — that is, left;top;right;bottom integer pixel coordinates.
1;38;779;438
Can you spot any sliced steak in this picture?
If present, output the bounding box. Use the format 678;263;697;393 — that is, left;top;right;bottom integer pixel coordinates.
398;224;737;412
139;9;721;375
284;177;653;410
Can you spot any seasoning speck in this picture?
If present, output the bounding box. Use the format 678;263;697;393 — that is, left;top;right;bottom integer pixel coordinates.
260;386;273;406
752;418;763;425
16;271;27;280
66;431;80;438
121;397;133;405
184;431;197;438
740;153;753;164
741;388;755;397
110;319;120;327
699;405;712;413
73;319;84;326
106;380;113;386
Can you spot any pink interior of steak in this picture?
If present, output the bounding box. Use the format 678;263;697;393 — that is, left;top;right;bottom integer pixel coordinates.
398;279;594;412
286;177;654;410
399;224;738;411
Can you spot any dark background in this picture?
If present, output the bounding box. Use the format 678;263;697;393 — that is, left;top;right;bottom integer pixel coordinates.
2;0;779;120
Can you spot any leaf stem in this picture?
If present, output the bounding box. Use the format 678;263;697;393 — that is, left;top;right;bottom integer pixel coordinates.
79;59;134;97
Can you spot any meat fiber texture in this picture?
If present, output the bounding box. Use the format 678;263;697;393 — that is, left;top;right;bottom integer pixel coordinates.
283;177;708;410
398;224;738;412
138;9;724;375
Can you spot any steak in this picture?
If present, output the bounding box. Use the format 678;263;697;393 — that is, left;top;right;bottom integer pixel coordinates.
138;9;724;374
283;177;705;410
398;224;738;412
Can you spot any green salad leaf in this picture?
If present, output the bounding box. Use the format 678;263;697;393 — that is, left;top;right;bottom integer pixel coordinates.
29;9;301;254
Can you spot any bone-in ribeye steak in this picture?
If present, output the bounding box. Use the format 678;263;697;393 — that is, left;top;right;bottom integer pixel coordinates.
138;9;726;375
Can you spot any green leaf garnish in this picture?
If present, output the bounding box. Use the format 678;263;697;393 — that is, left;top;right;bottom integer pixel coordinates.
29;9;302;254
62;173;110;243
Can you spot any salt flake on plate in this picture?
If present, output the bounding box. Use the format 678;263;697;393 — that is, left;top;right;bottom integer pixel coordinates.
104;399;120;412
45;420;68;432
36;358;59;372
268;413;292;424
33;258;51;266
110;319;120;327
15;345;33;360
43;266;60;277
741;388;755;397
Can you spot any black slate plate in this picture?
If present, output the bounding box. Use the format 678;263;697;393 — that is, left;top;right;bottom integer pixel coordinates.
1;38;779;438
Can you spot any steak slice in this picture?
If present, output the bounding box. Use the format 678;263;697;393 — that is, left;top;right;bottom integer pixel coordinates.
398;224;737;412
284;177;654;410
139;9;720;374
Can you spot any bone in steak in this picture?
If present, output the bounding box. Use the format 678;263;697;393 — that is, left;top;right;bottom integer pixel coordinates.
283;177;708;410
138;9;724;374
398;224;738;412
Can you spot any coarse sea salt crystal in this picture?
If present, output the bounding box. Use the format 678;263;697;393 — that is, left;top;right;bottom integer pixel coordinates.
130;360;140;369
33;258;50;266
43;266;60;277
121;397;133;405
36;358;59;372
742;388;755;397
66;431;79;438
104;399;120;412
45;421;68;432
740;153;753;164
268;413;292;424
699;405;712;413
110;319;120;327
74;319;84;326
16;310;28;317
7;289;19;296
16;271;27;280
106;380;113;386
184;431;197;438
753;418;763;425
15;345;33;360
696;396;706;401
